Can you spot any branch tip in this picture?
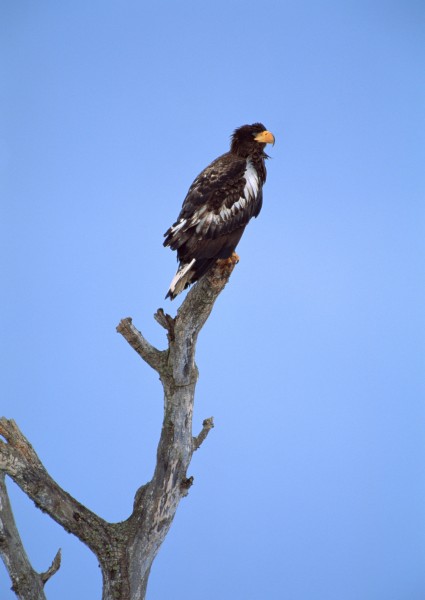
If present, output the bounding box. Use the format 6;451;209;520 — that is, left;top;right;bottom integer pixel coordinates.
40;548;62;585
116;316;133;333
193;417;214;451
116;316;165;373
154;308;175;341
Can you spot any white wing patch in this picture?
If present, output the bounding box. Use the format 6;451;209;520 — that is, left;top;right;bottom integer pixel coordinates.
219;206;232;220
170;218;187;234
195;213;213;233
243;160;260;201
230;195;247;216
187;160;260;234
219;161;259;221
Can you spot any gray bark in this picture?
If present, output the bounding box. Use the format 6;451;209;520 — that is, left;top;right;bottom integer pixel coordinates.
0;258;236;600
0;473;61;598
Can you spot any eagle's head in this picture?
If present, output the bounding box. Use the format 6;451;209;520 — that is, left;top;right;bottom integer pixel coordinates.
230;123;275;157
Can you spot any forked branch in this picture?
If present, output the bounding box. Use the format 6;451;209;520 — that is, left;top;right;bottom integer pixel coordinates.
0;473;61;600
0;258;237;600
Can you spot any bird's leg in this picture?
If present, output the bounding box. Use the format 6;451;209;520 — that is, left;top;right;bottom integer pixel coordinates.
204;252;239;291
216;252;240;269
214;252;240;278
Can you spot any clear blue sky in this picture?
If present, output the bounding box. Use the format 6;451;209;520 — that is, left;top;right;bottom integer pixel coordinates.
1;1;424;598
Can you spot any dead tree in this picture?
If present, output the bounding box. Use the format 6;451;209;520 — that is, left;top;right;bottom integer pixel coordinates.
0;258;236;600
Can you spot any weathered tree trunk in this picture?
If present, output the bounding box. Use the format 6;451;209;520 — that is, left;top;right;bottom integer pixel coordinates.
0;259;236;600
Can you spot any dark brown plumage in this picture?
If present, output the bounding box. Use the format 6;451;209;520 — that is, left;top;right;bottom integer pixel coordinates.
164;123;275;299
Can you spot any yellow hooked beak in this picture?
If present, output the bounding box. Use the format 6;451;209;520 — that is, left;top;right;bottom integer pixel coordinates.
254;130;275;146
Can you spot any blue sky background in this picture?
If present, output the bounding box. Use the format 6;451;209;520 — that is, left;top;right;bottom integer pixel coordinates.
1;1;424;598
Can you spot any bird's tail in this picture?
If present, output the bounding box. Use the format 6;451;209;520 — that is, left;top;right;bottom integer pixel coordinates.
165;259;196;300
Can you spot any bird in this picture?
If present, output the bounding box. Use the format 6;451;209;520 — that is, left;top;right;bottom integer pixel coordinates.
163;122;275;300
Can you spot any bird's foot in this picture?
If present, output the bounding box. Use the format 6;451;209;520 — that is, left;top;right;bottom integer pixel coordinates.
214;252;240;279
207;252;239;291
217;252;240;270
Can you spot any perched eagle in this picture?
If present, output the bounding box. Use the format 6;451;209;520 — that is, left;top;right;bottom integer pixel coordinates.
164;123;275;299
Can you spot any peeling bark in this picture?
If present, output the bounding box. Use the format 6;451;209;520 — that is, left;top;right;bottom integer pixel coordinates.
0;260;236;600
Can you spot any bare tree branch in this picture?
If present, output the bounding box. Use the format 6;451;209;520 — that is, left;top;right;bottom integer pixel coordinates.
116;261;237;597
193;417;215;451
1;258;237;600
116;317;167;372
0;473;60;599
153;309;175;342
40;549;62;586
0;418;114;556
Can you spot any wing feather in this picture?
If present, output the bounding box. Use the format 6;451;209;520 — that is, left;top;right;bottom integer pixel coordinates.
164;153;265;261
